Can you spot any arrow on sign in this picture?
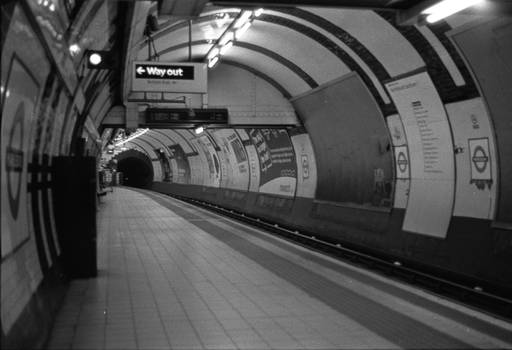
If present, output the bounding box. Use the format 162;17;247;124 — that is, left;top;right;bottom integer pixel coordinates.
136;66;145;74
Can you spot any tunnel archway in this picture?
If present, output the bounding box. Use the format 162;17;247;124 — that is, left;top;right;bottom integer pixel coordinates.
115;149;154;189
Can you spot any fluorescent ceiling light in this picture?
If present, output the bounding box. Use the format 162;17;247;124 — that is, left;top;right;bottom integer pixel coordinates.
207;47;219;60
254;8;264;17
208;56;219;68
114;129;149;146
219;31;234;46
422;0;484;23
195;126;204;135
220;41;233;55
235;22;251;39
234;10;252;28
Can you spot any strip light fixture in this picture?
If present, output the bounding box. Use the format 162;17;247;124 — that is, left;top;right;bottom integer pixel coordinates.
219;40;233;55
114;128;149;147
422;0;484;23
219;31;234;46
206;8;263;69
208;55;220;68
235;22;251;39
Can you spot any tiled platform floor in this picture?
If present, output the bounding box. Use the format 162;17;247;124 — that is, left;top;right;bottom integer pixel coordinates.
47;187;512;349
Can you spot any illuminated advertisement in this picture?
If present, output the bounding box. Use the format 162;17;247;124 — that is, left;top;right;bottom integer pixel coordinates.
249;129;297;197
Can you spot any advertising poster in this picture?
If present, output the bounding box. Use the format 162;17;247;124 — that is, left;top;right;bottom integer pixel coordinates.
189;138;207;185
446;98;497;219
211;130;234;189
212;130;250;191
236;129;260;192
249;129;297;197
290;132;317;199
385;71;455;238
197;134;221;188
168;144;191;184
190;134;220;187
185;146;202;186
1;57;39;258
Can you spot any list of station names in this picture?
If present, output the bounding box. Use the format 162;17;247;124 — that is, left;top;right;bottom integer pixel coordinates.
385;71;455;237
411;100;442;174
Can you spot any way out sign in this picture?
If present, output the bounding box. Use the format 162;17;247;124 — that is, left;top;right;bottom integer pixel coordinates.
469;137;492;181
132;61;207;93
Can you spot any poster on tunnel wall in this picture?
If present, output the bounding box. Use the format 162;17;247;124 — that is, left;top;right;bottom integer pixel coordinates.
211;130;249;191
183;139;202;186
168;144;191;184
197;134;221;187
236;129;260;192
385;71;455;238
249;129;297;197
446;97;497;219
188;139;203;185
290;132;317;199
211;130;233;190
189;138;208;186
1;57;39;259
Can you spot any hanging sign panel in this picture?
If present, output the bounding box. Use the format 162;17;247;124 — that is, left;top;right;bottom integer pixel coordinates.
385;71;455;238
132;61;207;93
145;108;228;125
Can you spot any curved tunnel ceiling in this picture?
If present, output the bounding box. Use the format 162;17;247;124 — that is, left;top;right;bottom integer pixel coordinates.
132;3;480;114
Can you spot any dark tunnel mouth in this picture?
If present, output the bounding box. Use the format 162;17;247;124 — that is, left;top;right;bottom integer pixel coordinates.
117;156;154;189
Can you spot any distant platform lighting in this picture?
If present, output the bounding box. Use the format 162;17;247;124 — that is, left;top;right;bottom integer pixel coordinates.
234;10;253;28
195;126;204;135
86;50;114;69
254;8;264;17
208;56;219;68
220;41;233;55
219;31;234;46
235;22;251;39
69;43;80;55
207;47;219;60
422;0;484;23
89;52;102;65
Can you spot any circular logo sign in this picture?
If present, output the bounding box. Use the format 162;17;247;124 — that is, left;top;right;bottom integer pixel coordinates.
472;145;488;173
5;103;25;219
397;151;408;173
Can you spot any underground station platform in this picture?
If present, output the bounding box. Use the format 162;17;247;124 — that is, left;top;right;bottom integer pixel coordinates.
2;0;512;349
45;188;512;350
